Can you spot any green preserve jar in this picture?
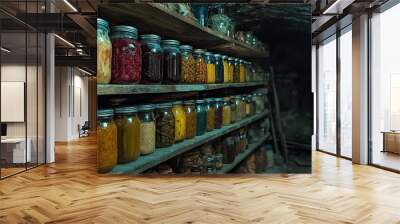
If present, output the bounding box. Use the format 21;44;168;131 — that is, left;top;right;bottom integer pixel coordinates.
97;109;117;173
114;106;140;164
155;103;175;148
195;99;207;136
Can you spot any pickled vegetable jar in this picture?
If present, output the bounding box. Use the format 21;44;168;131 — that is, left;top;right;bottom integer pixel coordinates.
114;106;140;164
239;59;246;83
222;97;231;126
155;103;175;148
233;58;240;83
230;96;237;123
162;40;181;83
228;57;235;83
180;45;196;83
140;34;163;83
172;101;186;142
195;100;207;136
222;55;229;83
222;137;235;164
97;18;112;84
205;98;215;132
205;52;215;84
110;25;141;84
138;105;156;154
214;98;223;129
97;109;117;173
193;49;207;83
214;54;224;83
183;100;197;139
245;61;253;82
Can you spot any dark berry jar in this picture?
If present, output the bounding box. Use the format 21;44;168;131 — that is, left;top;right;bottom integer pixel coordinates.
110;25;141;84
140;34;163;83
161;40;181;83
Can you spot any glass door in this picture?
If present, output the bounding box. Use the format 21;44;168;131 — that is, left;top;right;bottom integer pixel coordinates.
317;35;337;154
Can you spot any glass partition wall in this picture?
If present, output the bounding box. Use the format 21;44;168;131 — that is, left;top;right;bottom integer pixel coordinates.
0;1;46;179
370;3;400;171
316;26;353;159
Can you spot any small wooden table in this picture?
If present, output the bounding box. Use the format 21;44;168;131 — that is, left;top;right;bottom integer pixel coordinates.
382;131;400;154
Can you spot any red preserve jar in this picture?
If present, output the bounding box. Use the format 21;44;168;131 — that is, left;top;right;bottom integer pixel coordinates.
110;25;141;84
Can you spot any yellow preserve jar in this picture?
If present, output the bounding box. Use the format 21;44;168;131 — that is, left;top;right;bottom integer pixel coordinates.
223;97;231;126
183;100;197;139
228;57;235;83
97;18;112;84
172;101;186;142
222;55;229;83
239;59;246;82
114;106;140;164
205;52;215;84
97;109;117;173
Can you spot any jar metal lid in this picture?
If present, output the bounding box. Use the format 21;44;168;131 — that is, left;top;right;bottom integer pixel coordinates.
205;98;214;103
97;109;114;117
161;39;180;46
138;104;154;111
193;49;205;54
97;18;109;29
204;52;213;56
114;106;138;114
215;98;223;102
228;57;235;61
179;45;193;51
172;101;183;105
157;103;173;108
183;100;195;105
235;95;242;99
213;54;221;58
140;34;161;42
110;25;138;39
221;55;228;59
195;99;205;104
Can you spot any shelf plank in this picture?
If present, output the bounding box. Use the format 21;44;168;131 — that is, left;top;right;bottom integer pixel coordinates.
97;82;266;95
109;111;269;175
99;3;267;58
217;135;270;174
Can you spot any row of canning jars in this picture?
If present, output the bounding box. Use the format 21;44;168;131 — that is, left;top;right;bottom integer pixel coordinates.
97;18;253;85
96;93;267;173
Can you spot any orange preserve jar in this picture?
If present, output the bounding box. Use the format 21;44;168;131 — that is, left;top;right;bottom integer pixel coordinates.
97;109;117;173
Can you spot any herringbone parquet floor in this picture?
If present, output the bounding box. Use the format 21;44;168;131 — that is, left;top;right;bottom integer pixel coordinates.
1;136;400;224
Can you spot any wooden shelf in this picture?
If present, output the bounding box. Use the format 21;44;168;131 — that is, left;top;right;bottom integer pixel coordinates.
97;82;266;95
217;135;270;174
109;111;270;175
99;3;267;58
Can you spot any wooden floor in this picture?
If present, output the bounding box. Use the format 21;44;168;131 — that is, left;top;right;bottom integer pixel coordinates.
1;136;400;224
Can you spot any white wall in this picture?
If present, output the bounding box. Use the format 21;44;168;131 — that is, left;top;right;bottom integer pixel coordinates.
55;67;89;141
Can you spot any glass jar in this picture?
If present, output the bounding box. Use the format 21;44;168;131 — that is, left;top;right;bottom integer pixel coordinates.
234;96;242;121
202;155;215;174
97;18;112;84
155;103;175;148
233;134;241;156
162;40;181;83
239;130;248;152
195;100;207;136
245;31;254;45
205;98;215;132
239;59;246;83
222;137;235;164
183;100;197;139
114;106;140;164
138;105;156;154
140;34;163;83
215;154;224;170
222;55;229;83
214;54;223;83
229;96;237;123
110;25;141;84
180;45;196;83
241;95;249;117
254;92;265;113
172;101;186;142
210;7;231;36
191;3;208;26
97;109;117;173
193;49;207;83
222;97;231;126
214;98;223;129
228;57;235;83
245;95;254;116
233;58;240;83
245;62;253;82
205;52;216;84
